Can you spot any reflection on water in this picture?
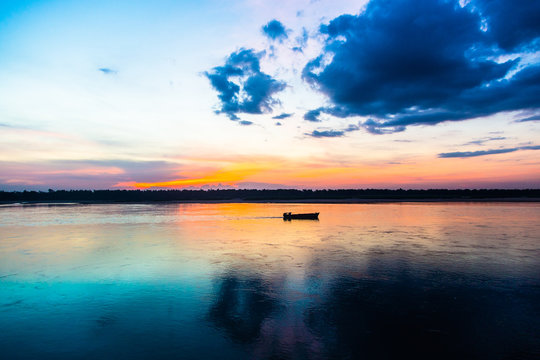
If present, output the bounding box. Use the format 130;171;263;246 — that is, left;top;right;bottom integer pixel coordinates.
208;274;282;344
0;203;539;359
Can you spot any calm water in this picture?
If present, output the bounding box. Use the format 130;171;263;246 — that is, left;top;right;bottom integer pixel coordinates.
0;202;539;359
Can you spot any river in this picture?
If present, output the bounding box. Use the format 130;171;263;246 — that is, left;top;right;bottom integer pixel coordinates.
1;202;538;359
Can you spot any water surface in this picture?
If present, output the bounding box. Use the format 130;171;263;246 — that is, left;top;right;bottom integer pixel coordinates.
1;203;539;359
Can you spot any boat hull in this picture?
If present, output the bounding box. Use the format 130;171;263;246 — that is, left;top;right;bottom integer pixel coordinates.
283;212;319;220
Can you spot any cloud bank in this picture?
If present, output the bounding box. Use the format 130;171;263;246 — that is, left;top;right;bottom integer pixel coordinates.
205;0;539;136
301;0;540;133
0;159;182;191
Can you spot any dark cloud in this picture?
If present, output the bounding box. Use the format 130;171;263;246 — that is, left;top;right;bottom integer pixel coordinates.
302;0;540;134
206;48;286;120
272;112;293;119
304;109;322;122
262;20;289;41
98;68;117;75
239;120;253;126
438;145;540;158
473;0;540;51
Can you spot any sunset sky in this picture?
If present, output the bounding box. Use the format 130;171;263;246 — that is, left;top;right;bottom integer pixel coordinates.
1;0;539;190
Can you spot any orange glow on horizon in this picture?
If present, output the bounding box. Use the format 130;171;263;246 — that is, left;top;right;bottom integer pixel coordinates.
112;151;540;190
124;162;278;189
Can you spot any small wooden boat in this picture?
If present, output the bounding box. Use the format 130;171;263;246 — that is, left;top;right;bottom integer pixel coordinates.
283;212;319;220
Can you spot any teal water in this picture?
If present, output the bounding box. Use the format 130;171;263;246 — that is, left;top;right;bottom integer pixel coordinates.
0;203;539;359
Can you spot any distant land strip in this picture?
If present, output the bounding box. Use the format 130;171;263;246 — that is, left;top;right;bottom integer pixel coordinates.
1;189;539;203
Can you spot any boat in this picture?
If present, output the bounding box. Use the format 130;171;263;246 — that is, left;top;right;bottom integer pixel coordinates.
283;212;319;220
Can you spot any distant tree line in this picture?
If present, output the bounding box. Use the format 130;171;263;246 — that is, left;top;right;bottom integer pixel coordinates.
1;189;539;202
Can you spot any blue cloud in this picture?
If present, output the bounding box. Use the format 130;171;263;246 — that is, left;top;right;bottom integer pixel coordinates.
309;129;345;138
438;145;540;158
304;109;321;122
262;20;288;41
474;0;540;51
463;137;506;146
272;113;293;119
364;119;405;135
516;114;540;122
98;68;117;75
302;0;540;133
206;48;287;120
292;28;309;52
308;123;361;138
522;145;540;151
239;120;253;126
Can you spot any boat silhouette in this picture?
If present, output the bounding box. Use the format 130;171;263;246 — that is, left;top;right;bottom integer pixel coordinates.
283;212;319;220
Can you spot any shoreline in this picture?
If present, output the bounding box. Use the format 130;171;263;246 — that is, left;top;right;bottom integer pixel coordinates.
1;197;540;206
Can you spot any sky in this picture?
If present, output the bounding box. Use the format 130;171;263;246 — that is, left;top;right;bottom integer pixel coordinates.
0;0;539;190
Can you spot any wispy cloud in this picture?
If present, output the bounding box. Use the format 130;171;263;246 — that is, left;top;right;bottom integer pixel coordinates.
463;137;507;146
272;112;293;120
98;67;117;75
439;145;540;158
292;28;309;53
515;115;540;122
307;123;360;138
